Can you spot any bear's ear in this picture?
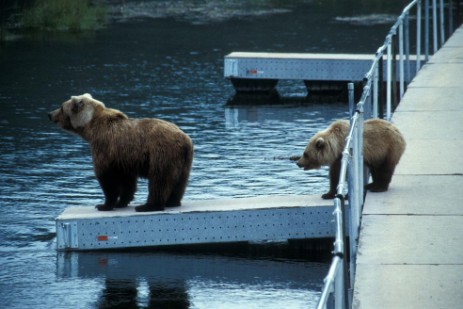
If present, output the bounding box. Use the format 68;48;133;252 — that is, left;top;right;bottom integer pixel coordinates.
71;97;84;114
316;137;325;150
333;124;343;133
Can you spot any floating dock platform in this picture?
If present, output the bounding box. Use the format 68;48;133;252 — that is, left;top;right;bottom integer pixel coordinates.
56;195;334;251
224;52;421;95
224;52;374;82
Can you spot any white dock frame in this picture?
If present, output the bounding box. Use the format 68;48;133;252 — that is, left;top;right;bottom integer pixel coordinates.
56;195;335;251
224;52;423;85
224;52;374;81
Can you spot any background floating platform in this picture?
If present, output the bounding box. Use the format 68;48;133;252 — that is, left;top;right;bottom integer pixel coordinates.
56;195;334;251
224;52;422;101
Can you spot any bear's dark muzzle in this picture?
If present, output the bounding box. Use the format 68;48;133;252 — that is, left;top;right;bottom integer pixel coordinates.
48;110;59;122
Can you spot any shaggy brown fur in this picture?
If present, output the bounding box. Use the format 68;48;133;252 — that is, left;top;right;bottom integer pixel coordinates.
297;119;405;199
49;94;194;212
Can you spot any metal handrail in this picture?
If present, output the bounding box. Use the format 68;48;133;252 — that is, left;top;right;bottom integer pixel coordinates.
316;0;452;308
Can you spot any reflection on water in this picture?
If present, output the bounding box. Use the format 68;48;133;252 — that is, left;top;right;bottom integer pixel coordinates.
55;245;327;309
0;1;406;308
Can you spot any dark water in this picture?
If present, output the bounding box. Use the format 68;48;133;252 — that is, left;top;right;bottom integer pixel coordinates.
0;1;405;308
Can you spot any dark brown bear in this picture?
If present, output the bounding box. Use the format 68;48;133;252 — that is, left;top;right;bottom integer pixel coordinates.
297;119;405;199
48;93;194;212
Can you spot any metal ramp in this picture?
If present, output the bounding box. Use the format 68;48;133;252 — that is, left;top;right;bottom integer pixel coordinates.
56;195;334;251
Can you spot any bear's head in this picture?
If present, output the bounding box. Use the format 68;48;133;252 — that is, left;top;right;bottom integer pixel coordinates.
48;93;106;133
296;120;348;170
297;136;332;170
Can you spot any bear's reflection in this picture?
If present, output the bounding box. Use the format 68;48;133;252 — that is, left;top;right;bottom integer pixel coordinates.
97;279;138;309
57;242;330;309
97;279;189;309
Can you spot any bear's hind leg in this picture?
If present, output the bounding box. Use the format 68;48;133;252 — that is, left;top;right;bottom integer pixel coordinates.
166;161;192;207
365;167;379;191
135;176;170;212
165;181;185;208
366;163;394;192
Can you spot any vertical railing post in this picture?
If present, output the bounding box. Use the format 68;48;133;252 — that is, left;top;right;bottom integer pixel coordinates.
386;37;392;121
348;83;355;118
405;12;411;83
440;0;445;45
399;21;405;99
373;61;379;118
417;0;422;72
348;83;356;282
334;194;348;309
348;83;357;237
433;0;438;52
392;35;398;111
356;101;364;233
341;196;350;309
363;80;371;120
348;83;358;293
425;0;430;60
347;103;364;295
334;257;344;309
378;55;384;119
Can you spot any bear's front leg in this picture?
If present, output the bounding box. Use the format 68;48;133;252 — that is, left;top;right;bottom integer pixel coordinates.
96;172;120;211
321;191;336;199
114;175;137;208
96;203;114;211
322;158;342;199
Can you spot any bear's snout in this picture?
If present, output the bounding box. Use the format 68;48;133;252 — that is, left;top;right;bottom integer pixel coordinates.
48;108;61;122
296;160;309;170
296;157;318;171
48;111;58;123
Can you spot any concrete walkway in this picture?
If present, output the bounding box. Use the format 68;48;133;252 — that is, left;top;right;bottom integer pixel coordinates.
353;26;463;308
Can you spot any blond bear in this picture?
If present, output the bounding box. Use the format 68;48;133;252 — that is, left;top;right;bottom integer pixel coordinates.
297;119;405;199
